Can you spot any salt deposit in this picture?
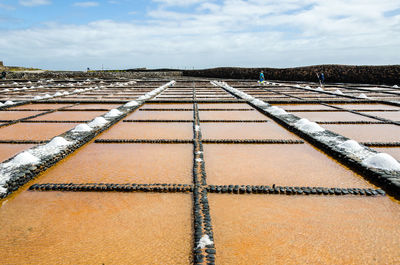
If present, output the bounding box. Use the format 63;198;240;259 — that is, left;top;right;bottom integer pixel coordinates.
88;117;108;128
335;89;344;95
11;152;40;165
362;153;400;171
72;124;92;132
294;118;325;133
105;109;123;118
266;106;288;115
358;93;369;99
197;235;213;249
47;137;72;148
338;140;363;153
124;100;139;107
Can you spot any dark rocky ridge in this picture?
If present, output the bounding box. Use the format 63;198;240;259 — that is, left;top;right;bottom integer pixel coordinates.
183;65;400;85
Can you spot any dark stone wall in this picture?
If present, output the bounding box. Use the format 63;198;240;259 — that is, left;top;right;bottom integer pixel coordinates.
183;65;400;85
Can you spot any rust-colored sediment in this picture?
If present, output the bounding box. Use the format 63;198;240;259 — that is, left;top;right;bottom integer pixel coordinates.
36;143;193;184
126;110;193;120
209;194;400;265
30;111;105;121
0;111;45;120
0;192;192;265
0;123;79;140
322;124;400;142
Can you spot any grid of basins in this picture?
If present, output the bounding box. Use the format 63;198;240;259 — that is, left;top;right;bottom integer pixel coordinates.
0;79;400;264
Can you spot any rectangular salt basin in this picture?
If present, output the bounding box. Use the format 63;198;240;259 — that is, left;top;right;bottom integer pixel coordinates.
199;110;268;120
10;104;73;110
30;111;105;121
0;111;44;121
198;104;252;109
273;104;336;110
359;111;400;121
373;147;400;161
125;110;193;120
204;144;373;187
141;103;193;109
201;123;300;140
0;192;192;265
0;144;34;162
66;104;121;110
209;195;400;265
323;124;400;142
0;123;79;141
330;104;400;110
98;122;193;140
37;143;192;184
290;111;377;122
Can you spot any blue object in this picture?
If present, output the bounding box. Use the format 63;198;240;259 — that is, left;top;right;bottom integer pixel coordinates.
259;72;265;82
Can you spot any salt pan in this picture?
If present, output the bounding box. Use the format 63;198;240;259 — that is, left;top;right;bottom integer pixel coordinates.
72;124;92;132
358;93;369;99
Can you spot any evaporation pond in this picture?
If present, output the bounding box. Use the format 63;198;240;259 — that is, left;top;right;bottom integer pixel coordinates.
330;104;400;110
198;104;252;109
126;110;193;120
0;123;79;141
66;104;121;110
209;194;400;265
199;110;268;120
10;104;73;110
0;192;192;265
30;111;105;121
0;144;34;162
204;144;373;187
290;111;376;122
323;124;400;142
0;111;45;120
359;111;400;121
373;147;400;161
273;104;335;110
141;104;193;109
37;143;192;184
201;123;299;140
98;122;193;140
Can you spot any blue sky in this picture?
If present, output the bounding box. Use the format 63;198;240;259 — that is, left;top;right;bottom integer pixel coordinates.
0;0;399;70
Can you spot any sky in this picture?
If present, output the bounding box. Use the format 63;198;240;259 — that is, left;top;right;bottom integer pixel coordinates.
0;0;399;70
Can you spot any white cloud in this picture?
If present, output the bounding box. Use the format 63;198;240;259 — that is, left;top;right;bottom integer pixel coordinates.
1;0;400;70
19;0;51;6
73;1;99;7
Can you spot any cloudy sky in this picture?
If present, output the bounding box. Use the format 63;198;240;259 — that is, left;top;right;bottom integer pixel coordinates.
0;0;399;70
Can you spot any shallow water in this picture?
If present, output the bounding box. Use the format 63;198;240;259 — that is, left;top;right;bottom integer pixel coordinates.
210;194;400;265
201;123;300;140
198;103;252;109
30;111;105;121
273;104;335;110
373;147;400;161
126;110;193;120
0;192;192;265
98;122;193;140
37;143;193;184
66;104;121;110
330;104;399;110
290;111;376;122
199;110;268;120
10;104;73;110
0;111;45;120
204;144;374;187
323;124;400;142
0;123;79;141
359;111;400;121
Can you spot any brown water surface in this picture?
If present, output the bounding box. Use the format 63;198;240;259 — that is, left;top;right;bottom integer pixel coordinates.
10;104;73;110
198;104;252;109
204;144;373;187
37;143;192;184
66;104;121;110
0;111;44;120
209;194;400;265
0;144;34;162
0;123;79;141
201;123;299;140
323;124;400;142
126;110;193;120
359;111;400;121
30;111;105;121
98;122;193;140
199;110;268;120
141;104;193;109
330;104;399;110
373;147;400;161
0;192;192;264
273;104;335;110
290;111;376;122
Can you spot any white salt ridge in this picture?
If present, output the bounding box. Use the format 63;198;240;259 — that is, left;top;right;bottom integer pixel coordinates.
393;85;399;88
54;92;63;97
124;100;139;107
335;89;344;95
0;102;4;107
305;86;311;89
195;158;203;162
195;125;200;132
197;235;213;249
88;117;108;128
294;118;325;133
362;153;400;171
338;140;363;153
11;152;40;165
358;93;369;99
251;99;268;107
105;109;123;118
47;137;71;148
72;124;92;132
0;186;7;195
315;87;324;91
4;100;14;105
266;106;288;115
43;94;52;98
34;96;42;100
